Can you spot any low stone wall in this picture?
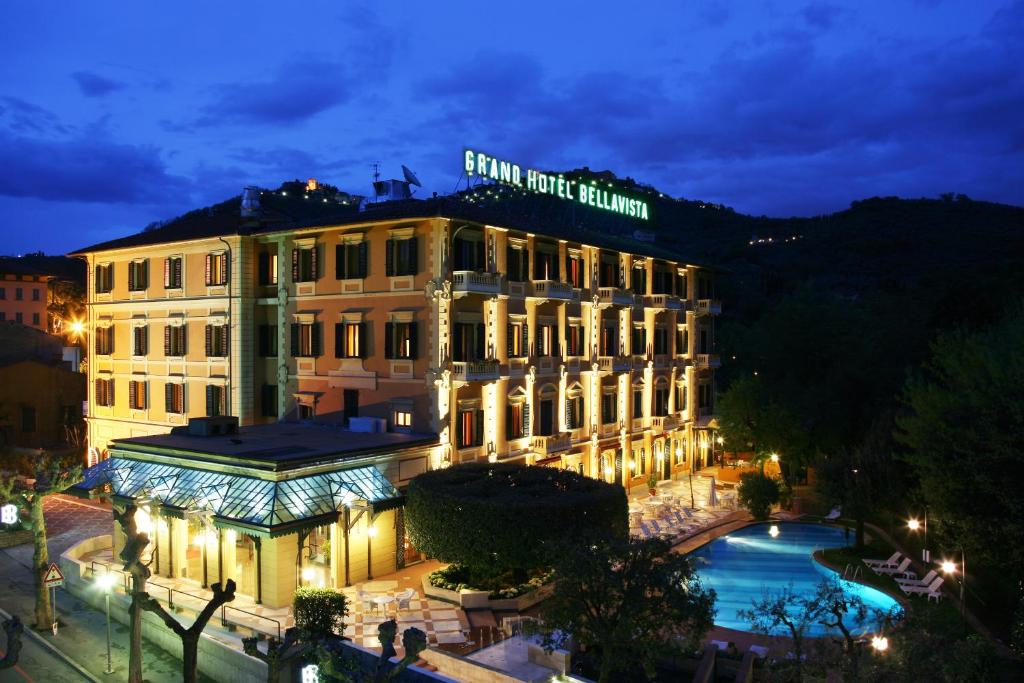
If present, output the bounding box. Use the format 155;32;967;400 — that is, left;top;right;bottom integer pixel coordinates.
61;535;268;683
421;648;542;683
421;575;553;611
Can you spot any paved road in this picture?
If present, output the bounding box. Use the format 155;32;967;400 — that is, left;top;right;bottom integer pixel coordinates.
0;633;91;682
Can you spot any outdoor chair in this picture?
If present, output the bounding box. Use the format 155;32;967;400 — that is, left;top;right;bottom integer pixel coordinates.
825;506;842;520
358;591;376;613
864;551;902;570
902;576;944;600
872;557;915;579
395;588;416;610
897;570;938;591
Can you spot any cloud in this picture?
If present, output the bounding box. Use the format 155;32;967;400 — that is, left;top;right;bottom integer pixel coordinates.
72;71;126;97
0;97;69;135
801;2;848;29
190;59;352;127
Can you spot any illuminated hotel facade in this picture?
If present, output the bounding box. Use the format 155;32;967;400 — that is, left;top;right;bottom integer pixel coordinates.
71;187;719;602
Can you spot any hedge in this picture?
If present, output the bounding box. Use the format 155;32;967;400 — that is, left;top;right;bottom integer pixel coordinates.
405;462;628;575
293;586;348;638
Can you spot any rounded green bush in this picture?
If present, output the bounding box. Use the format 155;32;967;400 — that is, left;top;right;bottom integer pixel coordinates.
738;471;782;520
293;586;347;638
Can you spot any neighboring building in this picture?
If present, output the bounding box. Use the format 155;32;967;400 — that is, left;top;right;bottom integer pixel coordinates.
0;323;85;449
0;258;52;331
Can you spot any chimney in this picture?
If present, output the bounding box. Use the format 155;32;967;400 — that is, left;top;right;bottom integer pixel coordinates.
241;186;261;217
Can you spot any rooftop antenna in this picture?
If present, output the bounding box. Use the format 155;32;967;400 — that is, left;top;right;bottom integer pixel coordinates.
372;162;381;201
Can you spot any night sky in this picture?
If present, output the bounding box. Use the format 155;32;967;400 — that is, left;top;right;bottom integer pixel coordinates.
1;1;1021;254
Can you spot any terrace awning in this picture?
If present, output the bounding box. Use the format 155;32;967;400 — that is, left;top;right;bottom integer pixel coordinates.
68;457;403;533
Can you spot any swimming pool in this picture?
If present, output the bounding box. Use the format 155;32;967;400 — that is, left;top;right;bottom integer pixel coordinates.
687;523;901;636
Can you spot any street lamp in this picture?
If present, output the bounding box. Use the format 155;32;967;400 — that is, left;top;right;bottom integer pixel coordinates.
907;510;929;562
870;635;889;653
96;572;118;675
940;550;967;632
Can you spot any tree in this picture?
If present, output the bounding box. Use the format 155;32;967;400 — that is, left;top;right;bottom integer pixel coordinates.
736;471;781;520
114;504;236;683
0;616;23;669
316;619;427;683
0;450;81;629
47;279;85;338
538;536;715;683
405;463;627;584
738;583;814;681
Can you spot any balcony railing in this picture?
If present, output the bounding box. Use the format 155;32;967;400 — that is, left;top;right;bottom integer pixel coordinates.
598;355;632;373
596;286;633;307
693;353;721;369
644;294;682;310
651;415;678;433
530;280;574;301
451;359;501;381
531;432;571;455
452;270;501;295
695;299;722;316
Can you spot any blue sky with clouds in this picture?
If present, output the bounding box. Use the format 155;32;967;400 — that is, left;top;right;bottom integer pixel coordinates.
0;0;1021;253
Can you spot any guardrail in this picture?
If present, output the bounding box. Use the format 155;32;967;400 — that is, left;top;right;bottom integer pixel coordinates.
222;604;282;641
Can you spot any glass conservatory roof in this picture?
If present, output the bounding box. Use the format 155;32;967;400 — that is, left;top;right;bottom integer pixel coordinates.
71;457;402;531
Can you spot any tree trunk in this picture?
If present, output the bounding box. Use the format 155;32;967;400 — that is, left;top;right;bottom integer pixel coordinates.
30;496;50;630
127;594;144;683
598;648;615;683
182;633;199;683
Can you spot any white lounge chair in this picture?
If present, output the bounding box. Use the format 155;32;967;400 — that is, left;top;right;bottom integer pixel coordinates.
898;570;938;590
903;576;944;600
864;551;902;570
748;645;769;659
825;506;842;520
872;557;916;579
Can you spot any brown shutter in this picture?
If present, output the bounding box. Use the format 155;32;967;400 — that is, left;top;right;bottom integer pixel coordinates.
310;246;318;280
220;252;228;284
292;248;299;281
221;325;229;356
205;324;213;356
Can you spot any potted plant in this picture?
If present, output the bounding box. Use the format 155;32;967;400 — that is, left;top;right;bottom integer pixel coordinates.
647;472;659;497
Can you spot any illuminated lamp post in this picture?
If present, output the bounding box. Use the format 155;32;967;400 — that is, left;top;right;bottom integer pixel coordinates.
941;550;967;633
95;572;118;674
907;508;929;562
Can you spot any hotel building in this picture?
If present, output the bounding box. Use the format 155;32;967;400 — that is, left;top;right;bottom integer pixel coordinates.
70;181;720;605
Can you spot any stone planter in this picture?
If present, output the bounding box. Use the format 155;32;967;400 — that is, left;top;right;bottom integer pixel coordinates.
422;574;554;612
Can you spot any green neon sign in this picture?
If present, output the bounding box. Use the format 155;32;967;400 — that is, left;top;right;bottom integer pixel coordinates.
463;148;650;221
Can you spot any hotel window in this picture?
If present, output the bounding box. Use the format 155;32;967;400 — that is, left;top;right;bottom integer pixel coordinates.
164;255;183;289
697;274;713;299
0;313;5;321
632;387;644;419
335;241;367;279
165;382;185;414
128;380;147;410
452;230;485;270
533;243;559;280
566;253;584;288
566;323;584;357
95;263;113;293
456;407;484;448
128;260;148;291
506;244;529;282
699;327;710;354
599;252;619;287
565;394;584;430
257;251;278;286
206;324;229;357
391;405;413;431
635;448;647;475
653;326;669;355
291;322;322;358
260;384;278;417
676;382;688;413
385;236;418;276
133;326;148;356
164;324;187;356
95;325;114;355
15;312;22;324
537;395;555;436
535;322;556;357
507;320;528;358
258;324;277;357
506;400;529;439
206;385;226;417
385;321;418;359
32;288;40;301
15;288;22;301
654;383;669;417
335;321;367;359
0;287;5;299
632;267;646;295
32;312;40;327
95;378;114;407
453;322;485;362
601;391;617;424
600;323;617;356
698;383;713;412
631;326;646;356
677;272;688;298
292;244;319;282
676;327;689;355
205;252;229;286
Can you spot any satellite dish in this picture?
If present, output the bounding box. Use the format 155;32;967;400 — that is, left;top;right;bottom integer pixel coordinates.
402;165;422;187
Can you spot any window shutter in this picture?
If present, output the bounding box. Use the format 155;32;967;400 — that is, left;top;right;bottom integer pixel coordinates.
109;379;115;407
128;263;135;291
408;322;418;360
205;324;213;356
130;381;138;410
475;323;485;360
205;254;212;285
141;261;148;289
291;324;299;357
535;325;543;357
384;322;394;359
310;246;318;280
523;403;531;437
455;411;463;446
220;325;229;356
357;322;367;358
206;385;215;416
474;409;484;446
565;398;572;429
165;383;174;412
407;236;418;275
312;322;322;357
164;326;171;355
174;257;182;287
521;323;529;358
220;252;229;284
385;239;395;276
507;323;514;357
164;258;171;287
506;405;514;439
334;322;344;358
94;265;100;293
357;242;368;278
292;248;299;281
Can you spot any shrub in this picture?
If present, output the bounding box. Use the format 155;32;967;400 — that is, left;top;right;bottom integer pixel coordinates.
293;586;347;638
406;463;628;577
427;564;555;599
738;471;781;520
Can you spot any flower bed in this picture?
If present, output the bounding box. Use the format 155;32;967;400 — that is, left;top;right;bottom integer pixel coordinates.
423;564;556;611
427;564;555;599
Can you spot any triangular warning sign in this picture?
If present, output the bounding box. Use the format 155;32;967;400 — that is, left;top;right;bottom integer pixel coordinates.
43;562;64;586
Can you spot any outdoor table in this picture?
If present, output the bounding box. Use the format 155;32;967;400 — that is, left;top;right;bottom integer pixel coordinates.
372;595;395;614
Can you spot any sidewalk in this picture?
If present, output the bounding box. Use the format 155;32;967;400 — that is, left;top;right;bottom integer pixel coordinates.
0;521;212;681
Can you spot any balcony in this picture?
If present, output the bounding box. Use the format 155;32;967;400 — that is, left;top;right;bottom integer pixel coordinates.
653;354;670;369
598;355;632;373
596;286;633;307
693;353;721;369
530;280;575;301
695;299;722;316
531;432;571;456
451;359;500;381
643;294;683;311
651;415;678;434
452;271;501;296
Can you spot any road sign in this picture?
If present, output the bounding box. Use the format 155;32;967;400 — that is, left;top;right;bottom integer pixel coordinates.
43;562;64;588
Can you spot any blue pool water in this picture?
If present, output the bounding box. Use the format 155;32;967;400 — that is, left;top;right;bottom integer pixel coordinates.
687;523;901;636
